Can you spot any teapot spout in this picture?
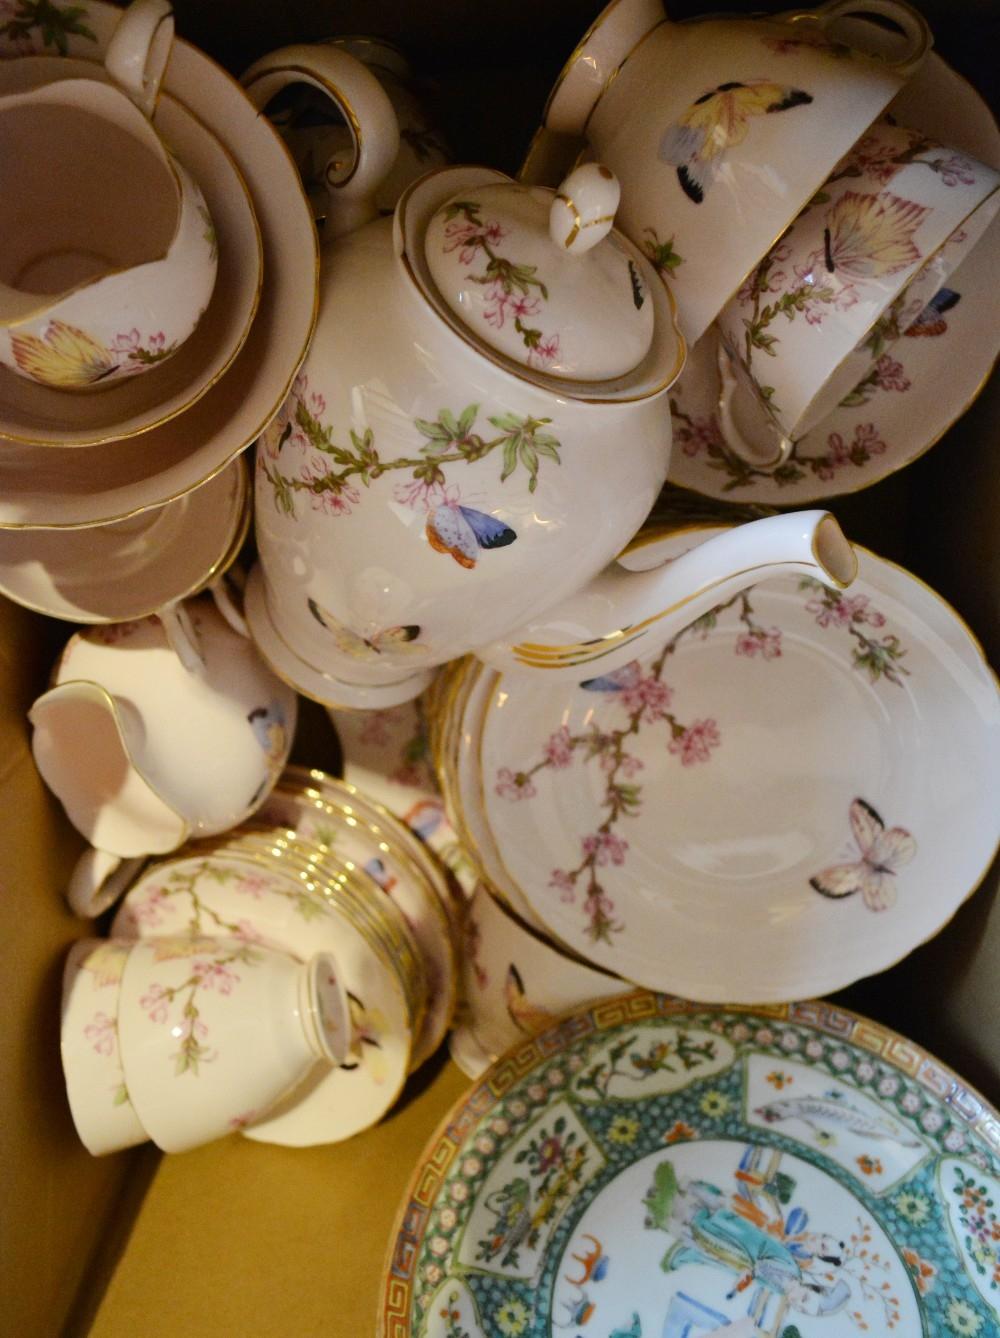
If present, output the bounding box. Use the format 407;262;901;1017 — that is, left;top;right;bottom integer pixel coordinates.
477;510;857;681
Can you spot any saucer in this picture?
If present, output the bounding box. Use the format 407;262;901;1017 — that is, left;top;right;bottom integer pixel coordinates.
112;848;413;1146
0;455;248;622
243;564;436;709
0;0;317;527
328;690;479;896
0;60;261;448
668;215;999;504
381;990;1000;1337
465;533;999;1001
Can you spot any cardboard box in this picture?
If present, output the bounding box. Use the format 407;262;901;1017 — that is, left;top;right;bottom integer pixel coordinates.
1;3;997;1334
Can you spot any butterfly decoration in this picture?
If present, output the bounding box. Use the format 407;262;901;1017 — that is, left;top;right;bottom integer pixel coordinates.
403;797;445;842
809;796;916;911
659;81;813;204
363;856;398;895
338;991;388;1083
904;286;960;337
425;502;517;569
580;661;642;693
504;963;556;1036
11;319;118;388
821;191;928;281
307;599;426;661
246;702;288;762
563;1234;611;1287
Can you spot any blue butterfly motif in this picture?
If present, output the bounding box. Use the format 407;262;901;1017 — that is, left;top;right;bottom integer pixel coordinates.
580;661;642;693
426;503;517;569
364;856;397;894
904;286;960;338
404;798;445;842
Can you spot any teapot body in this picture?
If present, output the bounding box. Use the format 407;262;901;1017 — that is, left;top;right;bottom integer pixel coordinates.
253;216;674;690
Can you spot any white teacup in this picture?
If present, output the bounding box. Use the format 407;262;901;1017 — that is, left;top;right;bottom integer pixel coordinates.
452;883;628;1077
716;118;1000;465
116;936;347;1153
61;938;149;1156
0;0;217;390
29;597;297;917
543;0;932;343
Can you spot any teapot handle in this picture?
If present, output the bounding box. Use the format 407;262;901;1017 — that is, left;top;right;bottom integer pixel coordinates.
786;0;931;75
476;511;857;683
241;44;400;239
104;0;175;118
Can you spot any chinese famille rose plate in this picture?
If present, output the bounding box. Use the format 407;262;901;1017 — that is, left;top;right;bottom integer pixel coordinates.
381;991;1000;1338
466;532;999;1002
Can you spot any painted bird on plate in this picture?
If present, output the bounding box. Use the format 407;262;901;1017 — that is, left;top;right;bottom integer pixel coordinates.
504;963;556;1036
659;81;813;204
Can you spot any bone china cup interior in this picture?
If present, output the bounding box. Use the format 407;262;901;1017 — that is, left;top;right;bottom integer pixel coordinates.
0;77;217;391
544;0;933;343
116;936;344;1153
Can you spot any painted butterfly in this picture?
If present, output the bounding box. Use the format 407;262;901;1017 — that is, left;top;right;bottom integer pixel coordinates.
403;797;445;842
659;82;813;204
904;286;960;338
363;856;398;894
809;796;916;911
426;503;517;569
307;599;426;661
580;661;642;693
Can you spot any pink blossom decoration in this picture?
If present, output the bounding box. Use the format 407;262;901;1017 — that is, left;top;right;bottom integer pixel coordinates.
549;869;576;903
528;335;560;369
873;354;910;393
495;767;537;801
141;983;170;1024
192;959;241;994
619;673;673;721
301;458;360;516
933;154;977;187
84;1011;116;1057
392;477;460;514
735;627;783;659
542;725;574;768
582;830;629;867
668;718;721;766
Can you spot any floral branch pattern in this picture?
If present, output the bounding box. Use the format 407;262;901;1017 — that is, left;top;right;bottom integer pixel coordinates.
575;1031;718;1100
0;0;95;53
799;577;909;685
439;199;559;367
951;1166;1000;1292
642;226;684;277
258;379;562;522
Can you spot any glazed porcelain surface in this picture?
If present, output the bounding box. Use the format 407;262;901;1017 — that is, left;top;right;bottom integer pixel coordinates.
454;534;999;1000
328;688;478;895
112;850;414;1146
380;991;1000;1338
256;775;457;1070
253;163;682;696
0;455;247;623
60;938;148;1156
116;933;343;1152
35;597;297;848
453;883;626;1076
668;219;999;502
715;118;999;453
0;75;217;391
546;0;932;343
0;0;317;522
0;57;259;448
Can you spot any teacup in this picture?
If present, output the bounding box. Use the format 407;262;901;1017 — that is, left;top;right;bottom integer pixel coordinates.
29;597;297;916
715;119;1000;465
61;938;149;1156
0;1;217;390
116;935;347;1152
543;0;932;343
452;883;627;1077
259;36;450;220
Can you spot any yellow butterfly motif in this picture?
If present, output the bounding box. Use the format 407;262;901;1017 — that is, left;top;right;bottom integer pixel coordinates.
659;80;813;203
307;598;427;662
11;319;118;388
822;191;929;281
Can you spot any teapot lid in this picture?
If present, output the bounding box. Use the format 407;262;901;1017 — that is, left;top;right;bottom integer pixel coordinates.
423;163;655;382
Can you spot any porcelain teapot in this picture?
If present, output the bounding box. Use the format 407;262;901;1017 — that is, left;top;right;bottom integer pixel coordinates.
241;46;858;708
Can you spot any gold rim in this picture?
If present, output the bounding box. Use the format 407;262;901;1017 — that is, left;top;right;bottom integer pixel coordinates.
541;0;644;127
580;17;668;139
0;89;265;449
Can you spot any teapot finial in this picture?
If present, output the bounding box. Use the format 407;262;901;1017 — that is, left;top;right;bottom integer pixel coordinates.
550;163;621;254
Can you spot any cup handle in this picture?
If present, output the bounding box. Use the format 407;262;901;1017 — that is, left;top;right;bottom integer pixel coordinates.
158;600;205;675
66;848;148;919
241;44;400;239
104;0;175;118
208;567;250;639
715;337;795;472
804;0;932;74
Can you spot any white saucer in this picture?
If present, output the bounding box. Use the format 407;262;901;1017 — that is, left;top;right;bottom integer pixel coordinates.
465;534;999;1002
0;456;247;623
0;0;318;527
0;59;262;448
668;216;999;504
244;564;436;709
